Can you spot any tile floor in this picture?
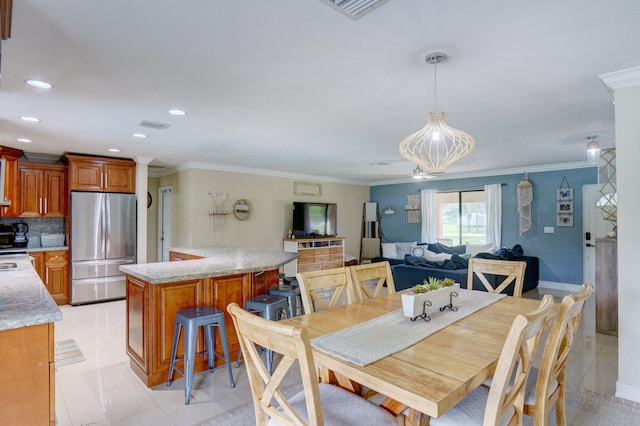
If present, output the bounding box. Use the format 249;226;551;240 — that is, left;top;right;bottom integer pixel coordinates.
53;286;618;425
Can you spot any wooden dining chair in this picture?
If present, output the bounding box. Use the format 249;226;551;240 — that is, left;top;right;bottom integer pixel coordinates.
348;261;396;301
467;257;527;297
296;267;357;314
226;303;397;426
430;294;554;425
525;283;593;426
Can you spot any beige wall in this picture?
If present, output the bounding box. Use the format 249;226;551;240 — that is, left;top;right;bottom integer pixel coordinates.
152;167;369;260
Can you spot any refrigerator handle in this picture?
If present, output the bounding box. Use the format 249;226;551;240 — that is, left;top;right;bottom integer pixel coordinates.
104;194;110;258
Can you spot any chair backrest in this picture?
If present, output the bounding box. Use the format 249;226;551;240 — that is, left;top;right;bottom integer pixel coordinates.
348;261;396;301
296;267;357;313
227;302;324;426
531;282;594;423
467;257;527;297
484;294;555;425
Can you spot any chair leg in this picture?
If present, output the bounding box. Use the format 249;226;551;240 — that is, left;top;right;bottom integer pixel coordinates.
204;325;215;370
555;385;567;426
235;347;242;368
216;318;236;388
166;322;181;386
183;321;197;405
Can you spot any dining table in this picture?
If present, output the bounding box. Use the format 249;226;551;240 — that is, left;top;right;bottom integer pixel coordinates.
284;289;552;425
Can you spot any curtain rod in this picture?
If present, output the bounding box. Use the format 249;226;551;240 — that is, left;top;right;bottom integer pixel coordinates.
417;183;507;193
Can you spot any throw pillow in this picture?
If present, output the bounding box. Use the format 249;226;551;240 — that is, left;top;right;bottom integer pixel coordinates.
424;249;452;262
411;246;426;258
395;241;417;259
435;242;467;255
465;243;498;256
381;243;398;259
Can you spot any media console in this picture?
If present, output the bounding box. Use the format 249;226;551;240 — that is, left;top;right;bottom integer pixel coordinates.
283;236;345;277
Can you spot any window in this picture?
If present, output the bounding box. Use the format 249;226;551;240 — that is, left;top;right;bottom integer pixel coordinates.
436;191;486;245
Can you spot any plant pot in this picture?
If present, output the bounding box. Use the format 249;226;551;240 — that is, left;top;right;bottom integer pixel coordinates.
401;284;460;319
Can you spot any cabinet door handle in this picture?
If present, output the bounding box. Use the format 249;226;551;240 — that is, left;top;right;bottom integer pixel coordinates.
46;269;49;283
100;172;104;188
44;198;48;214
39;197;43;214
104;173;108;188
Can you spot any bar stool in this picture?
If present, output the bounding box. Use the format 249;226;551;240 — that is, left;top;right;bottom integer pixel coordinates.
268;284;303;317
167;306;235;405
236;294;289;373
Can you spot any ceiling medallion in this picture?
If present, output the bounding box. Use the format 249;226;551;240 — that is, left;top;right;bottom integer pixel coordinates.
399;53;475;174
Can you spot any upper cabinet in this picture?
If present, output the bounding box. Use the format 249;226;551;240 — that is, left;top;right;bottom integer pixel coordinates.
66;154;136;193
19;164;68;217
0;146;24;217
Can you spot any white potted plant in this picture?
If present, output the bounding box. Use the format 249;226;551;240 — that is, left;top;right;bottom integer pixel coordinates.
402;277;460;320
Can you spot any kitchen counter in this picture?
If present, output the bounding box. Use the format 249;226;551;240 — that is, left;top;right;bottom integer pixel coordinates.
0;254;62;332
27;246;69;252
120;245;299;284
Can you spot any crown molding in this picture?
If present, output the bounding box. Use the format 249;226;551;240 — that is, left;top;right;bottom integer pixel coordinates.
599;66;640;91
369;161;597;186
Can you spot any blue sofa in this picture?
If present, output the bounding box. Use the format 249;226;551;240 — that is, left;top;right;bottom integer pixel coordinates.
372;244;539;296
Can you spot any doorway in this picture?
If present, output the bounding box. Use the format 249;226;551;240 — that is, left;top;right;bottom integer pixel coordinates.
582;184;613;284
157;186;173;262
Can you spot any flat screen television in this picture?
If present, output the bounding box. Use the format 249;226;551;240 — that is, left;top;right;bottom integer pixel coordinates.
292;202;337;238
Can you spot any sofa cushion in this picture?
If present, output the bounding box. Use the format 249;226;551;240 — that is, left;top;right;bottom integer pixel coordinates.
410;245;426;258
395;242;417;258
381;243;399;259
465;243;498;256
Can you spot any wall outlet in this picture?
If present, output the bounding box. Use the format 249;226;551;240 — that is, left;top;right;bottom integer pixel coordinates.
544;227;554;234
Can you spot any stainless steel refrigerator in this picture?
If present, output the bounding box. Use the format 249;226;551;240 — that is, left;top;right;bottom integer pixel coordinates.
71;192;136;304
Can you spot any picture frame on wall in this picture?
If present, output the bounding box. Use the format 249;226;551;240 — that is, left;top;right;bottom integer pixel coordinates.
557;188;573;201
557;214;573;227
557;201;573;214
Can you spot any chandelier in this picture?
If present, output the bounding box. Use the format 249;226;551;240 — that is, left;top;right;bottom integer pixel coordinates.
399;53;475;174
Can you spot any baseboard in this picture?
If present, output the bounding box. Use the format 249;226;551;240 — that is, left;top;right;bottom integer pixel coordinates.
537;280;582;292
616;381;640;403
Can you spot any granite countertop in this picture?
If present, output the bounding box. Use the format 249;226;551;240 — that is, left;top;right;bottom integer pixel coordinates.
0;255;62;332
120;246;299;284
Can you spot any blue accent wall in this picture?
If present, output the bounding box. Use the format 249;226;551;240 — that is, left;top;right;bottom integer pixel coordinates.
370;167;597;285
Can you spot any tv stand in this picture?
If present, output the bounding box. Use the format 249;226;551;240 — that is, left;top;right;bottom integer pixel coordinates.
283;237;345;277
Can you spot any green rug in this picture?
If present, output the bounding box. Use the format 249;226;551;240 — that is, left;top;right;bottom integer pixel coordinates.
54;339;85;367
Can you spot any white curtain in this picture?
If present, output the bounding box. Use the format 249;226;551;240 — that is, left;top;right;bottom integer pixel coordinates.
485;184;502;248
420;189;437;243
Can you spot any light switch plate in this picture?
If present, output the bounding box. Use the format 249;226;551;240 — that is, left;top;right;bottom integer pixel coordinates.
544;227;554;234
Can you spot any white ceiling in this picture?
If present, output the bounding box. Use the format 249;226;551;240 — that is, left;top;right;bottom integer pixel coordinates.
1;0;638;185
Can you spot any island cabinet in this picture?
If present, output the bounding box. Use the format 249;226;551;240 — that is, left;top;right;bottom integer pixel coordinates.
19;163;68;217
0;146;23;217
0;323;55;425
66;154;136;193
126;269;277;387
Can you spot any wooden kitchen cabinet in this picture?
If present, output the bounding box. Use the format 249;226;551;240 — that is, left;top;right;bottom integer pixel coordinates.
0;323;55;426
168;250;204;261
0;146;24;217
66;154;136;193
30;250;69;305
19;164;68;217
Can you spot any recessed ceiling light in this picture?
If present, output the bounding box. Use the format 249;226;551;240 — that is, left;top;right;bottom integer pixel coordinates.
20;116;41;122
108;148;121;153
133;133;147;138
168;109;186;116
16;137;32;143
25;79;53;89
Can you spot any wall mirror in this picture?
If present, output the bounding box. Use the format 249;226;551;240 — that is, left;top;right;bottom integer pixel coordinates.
233;199;252;221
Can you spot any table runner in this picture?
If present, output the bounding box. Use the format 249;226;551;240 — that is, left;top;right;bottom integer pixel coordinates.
310;289;506;367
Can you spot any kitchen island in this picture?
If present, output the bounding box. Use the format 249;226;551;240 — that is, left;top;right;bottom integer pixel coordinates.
0;255;62;426
120;246;298;387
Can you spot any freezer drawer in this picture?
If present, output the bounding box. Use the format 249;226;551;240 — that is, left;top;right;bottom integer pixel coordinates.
71;275;126;305
72;258;135;280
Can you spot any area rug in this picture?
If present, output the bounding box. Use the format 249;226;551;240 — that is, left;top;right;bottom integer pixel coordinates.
54;339;85;367
197;384;640;426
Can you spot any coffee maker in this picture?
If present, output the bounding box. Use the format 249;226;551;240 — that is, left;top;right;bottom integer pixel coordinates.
13;223;28;248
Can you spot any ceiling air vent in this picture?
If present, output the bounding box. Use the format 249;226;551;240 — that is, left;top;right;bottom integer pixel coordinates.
319;0;392;20
138;120;171;130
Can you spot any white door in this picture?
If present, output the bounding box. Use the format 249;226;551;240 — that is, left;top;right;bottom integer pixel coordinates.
582;184;612;284
157;186;173;262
